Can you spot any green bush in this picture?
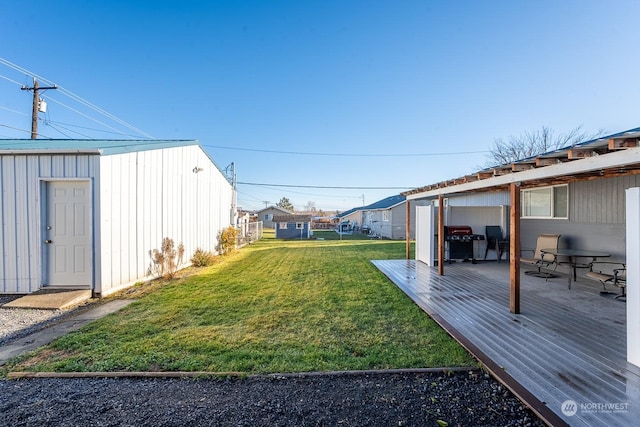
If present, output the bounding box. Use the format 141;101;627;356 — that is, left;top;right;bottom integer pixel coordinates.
217;226;239;255
191;248;216;267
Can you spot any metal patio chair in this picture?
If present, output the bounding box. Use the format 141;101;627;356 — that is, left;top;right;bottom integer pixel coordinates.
586;262;627;300
520;234;561;279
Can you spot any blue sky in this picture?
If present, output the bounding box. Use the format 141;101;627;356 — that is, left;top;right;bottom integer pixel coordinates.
2;1;639;212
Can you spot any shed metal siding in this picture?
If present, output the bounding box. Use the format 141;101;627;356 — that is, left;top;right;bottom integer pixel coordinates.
1;143;233;295
96;145;234;296
0;153;98;293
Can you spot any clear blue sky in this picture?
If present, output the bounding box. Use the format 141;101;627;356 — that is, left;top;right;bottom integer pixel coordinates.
2;1;639;212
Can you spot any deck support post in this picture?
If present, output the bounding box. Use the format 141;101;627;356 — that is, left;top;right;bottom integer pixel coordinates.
510;182;521;314
438;194;445;275
406;199;411;259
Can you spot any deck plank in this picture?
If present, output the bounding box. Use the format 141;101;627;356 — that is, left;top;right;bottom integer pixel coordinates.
373;259;640;427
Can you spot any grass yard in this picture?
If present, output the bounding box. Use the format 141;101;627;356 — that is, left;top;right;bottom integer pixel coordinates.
6;230;476;374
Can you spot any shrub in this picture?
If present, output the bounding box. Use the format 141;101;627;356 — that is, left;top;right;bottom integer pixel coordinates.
191;248;216;267
217;226;239;255
148;237;185;279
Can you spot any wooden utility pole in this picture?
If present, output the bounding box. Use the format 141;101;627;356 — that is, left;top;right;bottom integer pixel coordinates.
21;78;57;139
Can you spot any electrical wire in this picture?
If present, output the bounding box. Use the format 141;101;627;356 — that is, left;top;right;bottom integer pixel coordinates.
239;181;413;190
0;74;23;85
0;105;29;116
204;143;489;158
0;57;153;139
40;94;140;139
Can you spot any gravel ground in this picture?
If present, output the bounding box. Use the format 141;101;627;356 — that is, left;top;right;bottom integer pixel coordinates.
0;295;91;346
0;372;544;427
1;295;545;426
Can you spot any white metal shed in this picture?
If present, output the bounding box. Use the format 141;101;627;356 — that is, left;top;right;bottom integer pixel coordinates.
0;139;235;297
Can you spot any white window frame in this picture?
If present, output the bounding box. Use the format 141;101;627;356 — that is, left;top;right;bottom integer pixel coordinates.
382;211;390;222
279;222;287;229
521;184;568;219
296;222;304;229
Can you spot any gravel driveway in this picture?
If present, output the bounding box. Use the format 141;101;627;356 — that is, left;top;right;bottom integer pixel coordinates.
1;295;545;426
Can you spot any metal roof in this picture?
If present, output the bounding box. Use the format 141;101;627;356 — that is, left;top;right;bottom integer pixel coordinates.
405;126;640;199
0;139;198;155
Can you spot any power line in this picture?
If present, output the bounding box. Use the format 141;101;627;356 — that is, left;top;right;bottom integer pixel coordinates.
204;143;489;158
238;181;413;190
0;57;153;139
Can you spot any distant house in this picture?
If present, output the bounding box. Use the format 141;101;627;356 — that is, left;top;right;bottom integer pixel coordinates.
0;139;235;297
255;206;292;229
273;215;312;239
361;194;426;239
336;207;364;233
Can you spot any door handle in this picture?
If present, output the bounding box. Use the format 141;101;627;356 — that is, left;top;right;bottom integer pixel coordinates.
44;240;53;244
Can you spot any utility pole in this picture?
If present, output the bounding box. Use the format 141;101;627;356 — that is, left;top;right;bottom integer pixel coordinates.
263;201;270;208
21;78;57;139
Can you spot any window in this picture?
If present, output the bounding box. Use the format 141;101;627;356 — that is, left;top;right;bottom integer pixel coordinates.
382;211;390;222
296;222;304;229
279;222;287;229
264;214;272;221
521;184;568;219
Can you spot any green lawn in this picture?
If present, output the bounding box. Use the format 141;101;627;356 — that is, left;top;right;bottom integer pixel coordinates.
7;230;476;373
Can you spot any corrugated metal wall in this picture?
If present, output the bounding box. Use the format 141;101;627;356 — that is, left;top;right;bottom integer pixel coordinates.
1;145;233;295
97;145;233;296
0;153;98;293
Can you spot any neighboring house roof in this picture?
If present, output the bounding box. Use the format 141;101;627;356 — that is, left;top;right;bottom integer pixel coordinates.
337;207;363;218
363;194;406;210
404;126;640;200
338;195;406;218
256;205;292;215
273;215;312;223
0;139;198;155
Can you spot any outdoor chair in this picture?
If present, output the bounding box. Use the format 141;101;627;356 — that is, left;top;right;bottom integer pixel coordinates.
520;234;561;279
484;225;509;262
586;262;627;300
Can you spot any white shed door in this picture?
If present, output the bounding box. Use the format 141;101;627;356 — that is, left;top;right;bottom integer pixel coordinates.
44;181;92;288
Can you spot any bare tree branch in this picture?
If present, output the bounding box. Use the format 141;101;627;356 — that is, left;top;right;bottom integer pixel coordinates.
484;125;607;167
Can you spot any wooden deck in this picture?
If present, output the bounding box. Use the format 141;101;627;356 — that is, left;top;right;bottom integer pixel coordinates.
372;259;640;427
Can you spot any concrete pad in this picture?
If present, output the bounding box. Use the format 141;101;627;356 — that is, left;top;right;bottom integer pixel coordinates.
2;289;92;310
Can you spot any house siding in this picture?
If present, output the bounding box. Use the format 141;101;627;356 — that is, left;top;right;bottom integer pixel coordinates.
275;222;310;239
520;175;640;264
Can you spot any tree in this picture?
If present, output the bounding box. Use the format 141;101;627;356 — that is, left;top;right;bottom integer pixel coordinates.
304;201;317;213
276;197;294;211
485;125;606;167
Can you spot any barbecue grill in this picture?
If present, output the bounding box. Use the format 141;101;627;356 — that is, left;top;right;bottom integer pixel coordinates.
444;225;484;263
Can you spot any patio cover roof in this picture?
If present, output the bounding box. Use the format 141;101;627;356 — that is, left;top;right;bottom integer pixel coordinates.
404;127;640;199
